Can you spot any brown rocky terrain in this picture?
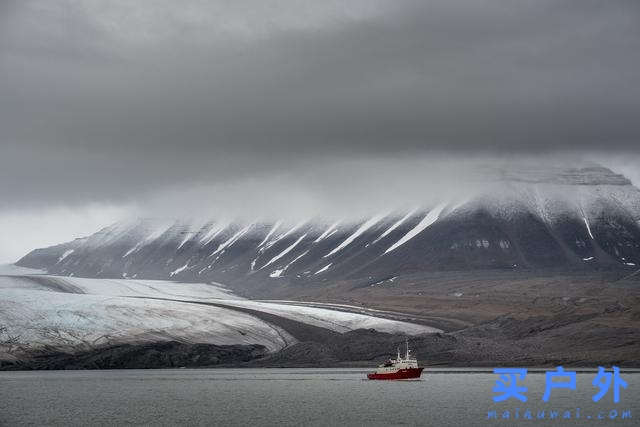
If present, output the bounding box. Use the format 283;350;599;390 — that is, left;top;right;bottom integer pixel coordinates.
4;269;638;370
243;269;640;367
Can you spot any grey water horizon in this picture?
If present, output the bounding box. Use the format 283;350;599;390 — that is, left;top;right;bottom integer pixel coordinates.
1;368;637;426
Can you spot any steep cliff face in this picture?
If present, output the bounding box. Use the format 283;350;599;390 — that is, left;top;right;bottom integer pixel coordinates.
17;165;640;296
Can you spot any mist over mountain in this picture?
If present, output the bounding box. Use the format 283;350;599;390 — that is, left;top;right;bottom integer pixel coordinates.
3;0;640;264
18;162;640;299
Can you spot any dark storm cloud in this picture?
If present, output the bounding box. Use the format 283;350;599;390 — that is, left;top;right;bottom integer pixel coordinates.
1;0;640;209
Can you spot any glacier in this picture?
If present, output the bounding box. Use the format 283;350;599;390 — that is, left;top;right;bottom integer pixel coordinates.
0;265;438;360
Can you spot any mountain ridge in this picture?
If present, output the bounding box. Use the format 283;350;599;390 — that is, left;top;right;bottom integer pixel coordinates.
17;164;640;298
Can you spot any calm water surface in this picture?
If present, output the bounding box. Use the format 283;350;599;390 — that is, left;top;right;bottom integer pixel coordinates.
0;368;638;426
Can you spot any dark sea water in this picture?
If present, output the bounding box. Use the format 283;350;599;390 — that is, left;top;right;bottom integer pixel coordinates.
0;368;638;426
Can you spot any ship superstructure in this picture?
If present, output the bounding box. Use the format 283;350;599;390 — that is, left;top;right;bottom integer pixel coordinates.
367;340;424;380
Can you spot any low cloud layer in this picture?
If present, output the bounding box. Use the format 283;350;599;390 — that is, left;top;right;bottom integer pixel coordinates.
1;1;639;261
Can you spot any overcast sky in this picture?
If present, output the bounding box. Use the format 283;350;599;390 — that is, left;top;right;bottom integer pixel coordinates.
1;0;640;262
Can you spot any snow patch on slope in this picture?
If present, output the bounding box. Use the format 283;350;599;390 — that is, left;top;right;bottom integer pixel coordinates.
324;214;385;257
57;250;74;263
264;221;306;250
123;222;174;258
211;224;253;256
258;221;282;248
314;263;332;274
269;250;309;278
385;203;447;253
372;210;416;244
314;220;341;243
269;269;285;278
199;222;227;245
169;263;189;277
261;233;308;269
583;217;595;240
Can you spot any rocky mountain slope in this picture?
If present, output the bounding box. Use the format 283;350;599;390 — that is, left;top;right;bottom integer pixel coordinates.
17;165;640;298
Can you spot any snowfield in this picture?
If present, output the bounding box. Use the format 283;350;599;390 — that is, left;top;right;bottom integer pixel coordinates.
213;300;439;335
0;267;241;300
0;264;45;276
0;288;293;352
0;265;439;356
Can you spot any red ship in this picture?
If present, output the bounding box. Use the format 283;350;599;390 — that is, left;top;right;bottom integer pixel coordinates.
367;340;424;380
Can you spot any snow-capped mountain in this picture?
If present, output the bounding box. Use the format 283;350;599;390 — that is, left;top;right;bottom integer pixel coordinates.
17;165;640;297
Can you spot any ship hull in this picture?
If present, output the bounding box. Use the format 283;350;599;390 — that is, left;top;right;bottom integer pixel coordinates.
367;367;424;380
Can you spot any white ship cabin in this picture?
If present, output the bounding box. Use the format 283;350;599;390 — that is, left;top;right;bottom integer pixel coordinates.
376;341;419;371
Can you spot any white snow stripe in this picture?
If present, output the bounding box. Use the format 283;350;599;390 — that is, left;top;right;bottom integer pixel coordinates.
265;221;306;249
323;229;338;240
271;250;310;277
251;221;285;271
200;222;227;245
169;263;189;277
57;249;74;263
324;214;385;257
286;250;309;268
177;230;197;249
314;220;341;243
583;217;595;240
269;249;309;277
176;219;210;249
211;224;253;255
258;221;282;248
177;235;191;249
384;203;447;254
372;209;417;244
269;269;285;278
261;233;308;269
314;263;332;274
145;223;174;243
122;222;174;258
123;244;142;258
